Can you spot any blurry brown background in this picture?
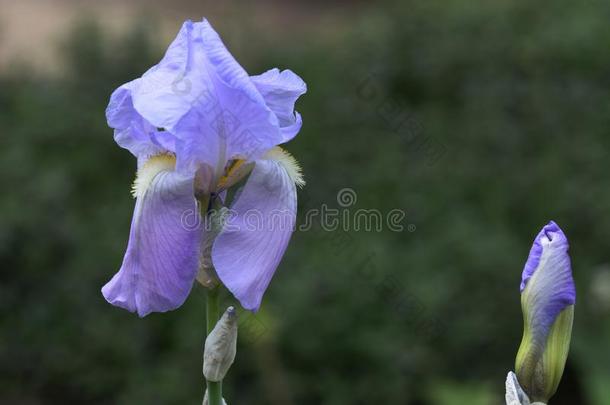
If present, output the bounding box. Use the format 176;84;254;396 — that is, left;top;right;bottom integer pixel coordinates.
0;0;360;73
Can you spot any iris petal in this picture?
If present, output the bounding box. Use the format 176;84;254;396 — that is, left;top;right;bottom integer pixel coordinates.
106;79;176;165
251;68;307;142
131;19;282;173
211;158;297;311
102;156;202;317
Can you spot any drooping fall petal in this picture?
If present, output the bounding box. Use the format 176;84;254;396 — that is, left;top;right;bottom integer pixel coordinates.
212;156;297;311
102;155;202;317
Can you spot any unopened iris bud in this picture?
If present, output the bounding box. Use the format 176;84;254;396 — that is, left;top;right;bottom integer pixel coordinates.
203;307;238;382
515;221;575;403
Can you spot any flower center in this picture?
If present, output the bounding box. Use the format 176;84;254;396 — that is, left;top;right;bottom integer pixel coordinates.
216;159;253;191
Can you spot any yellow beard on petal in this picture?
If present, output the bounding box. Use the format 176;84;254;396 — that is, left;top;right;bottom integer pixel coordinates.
131;154;177;198
263;146;305;188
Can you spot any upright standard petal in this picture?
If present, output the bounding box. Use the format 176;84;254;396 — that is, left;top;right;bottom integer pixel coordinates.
211;153;298;311
251;68;307;142
107;79;177;165
131;19;282;173
102;155;202;317
515;221;575;402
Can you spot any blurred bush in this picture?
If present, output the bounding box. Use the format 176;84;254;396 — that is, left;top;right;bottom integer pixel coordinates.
2;1;610;404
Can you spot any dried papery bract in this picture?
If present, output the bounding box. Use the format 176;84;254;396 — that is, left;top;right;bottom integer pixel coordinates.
506;371;531;405
197;206;230;288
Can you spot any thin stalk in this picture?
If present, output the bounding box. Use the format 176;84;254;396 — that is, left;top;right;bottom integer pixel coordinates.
206;287;222;405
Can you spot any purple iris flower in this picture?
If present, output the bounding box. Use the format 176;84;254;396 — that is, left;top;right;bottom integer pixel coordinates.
101;19;306;317
515;221;575;402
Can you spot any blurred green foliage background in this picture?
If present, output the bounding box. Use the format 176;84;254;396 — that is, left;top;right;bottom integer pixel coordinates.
2;1;610;404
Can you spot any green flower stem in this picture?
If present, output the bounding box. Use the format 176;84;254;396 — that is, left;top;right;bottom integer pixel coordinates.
206;287;222;405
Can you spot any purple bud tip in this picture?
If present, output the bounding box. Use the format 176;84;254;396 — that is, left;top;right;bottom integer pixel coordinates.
520;221;569;292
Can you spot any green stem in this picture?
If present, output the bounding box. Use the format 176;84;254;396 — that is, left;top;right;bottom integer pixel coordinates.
206;287;220;332
206;287;222;405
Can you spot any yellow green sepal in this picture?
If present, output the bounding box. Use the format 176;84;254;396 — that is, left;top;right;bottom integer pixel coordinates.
515;305;574;403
